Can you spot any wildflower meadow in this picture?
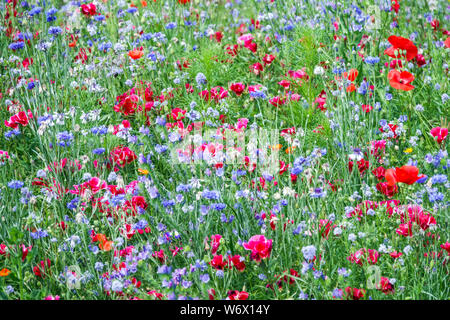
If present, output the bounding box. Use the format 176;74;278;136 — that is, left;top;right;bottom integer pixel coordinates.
0;0;449;301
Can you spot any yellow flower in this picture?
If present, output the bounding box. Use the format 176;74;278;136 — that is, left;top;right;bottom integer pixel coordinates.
138;168;149;175
404;148;413;154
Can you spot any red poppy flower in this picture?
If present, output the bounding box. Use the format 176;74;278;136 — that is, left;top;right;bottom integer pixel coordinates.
372;166;386;180
385;165;425;187
396;222;413;237
388;69;415;91
384;35;418;61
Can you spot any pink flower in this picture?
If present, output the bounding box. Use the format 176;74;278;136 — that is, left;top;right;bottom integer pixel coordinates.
242;235;272;262
430;127;448;144
210;234;222;255
237;34;254;45
236;118;249;130
80;3;96;16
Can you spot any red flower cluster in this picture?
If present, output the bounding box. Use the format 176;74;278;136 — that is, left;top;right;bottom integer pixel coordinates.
209;254;246;272
33;259;51;278
4;109;33;129
347;248;379;266
199;86;229;102
109;146;137;169
394;205;436;237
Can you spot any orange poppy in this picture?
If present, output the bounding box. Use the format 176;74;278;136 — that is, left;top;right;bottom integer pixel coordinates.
94;233;113;251
128;49;144;60
388;69;414;91
347;83;356;93
0;268;11;277
99;240;113;251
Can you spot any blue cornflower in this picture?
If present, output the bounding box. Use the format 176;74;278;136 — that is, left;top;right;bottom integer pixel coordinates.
29;6;42;17
201;189;220;200
195;72;207;86
199;273;210;283
365;56;380;65
94;262;104;272
154;144;168;153
302;245;316;261
5;286;14;294
165;22;177;29
111;280;123;292
57;131;74;147
67;197;79;210
332;288;343;299
8;180;24;189
431;174;447;184
9;42;25;50
27;82;35;90
134;219;148;230
94;15;105;21
126;7;138;14
48;26;62;35
30;228;48;239
92;148;105;155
